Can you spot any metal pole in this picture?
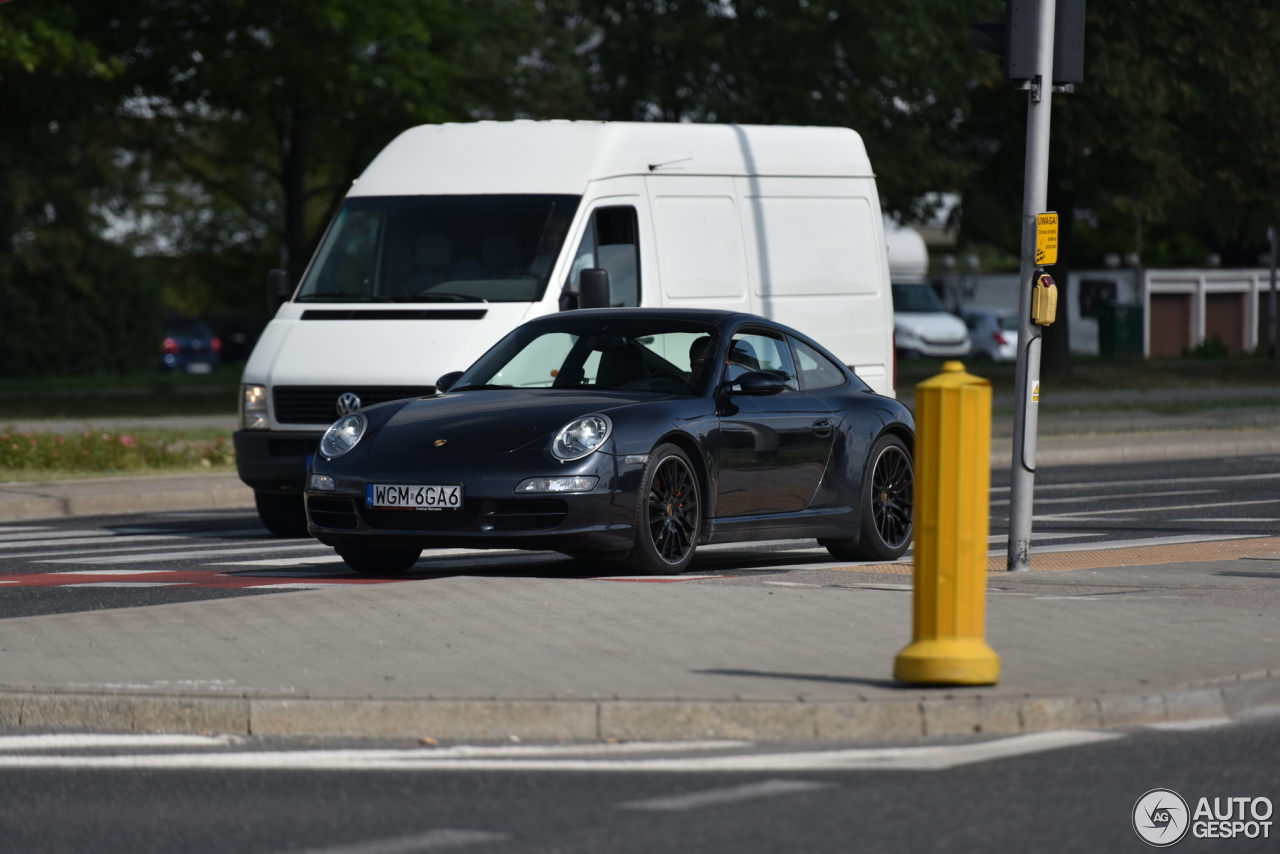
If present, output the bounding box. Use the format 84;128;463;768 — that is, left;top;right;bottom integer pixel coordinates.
1269;225;1277;358
1007;0;1057;572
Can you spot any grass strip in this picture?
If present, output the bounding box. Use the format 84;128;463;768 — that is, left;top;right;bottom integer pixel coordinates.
0;426;235;480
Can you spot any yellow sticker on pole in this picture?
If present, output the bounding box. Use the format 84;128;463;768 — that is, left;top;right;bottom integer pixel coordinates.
1036;212;1059;265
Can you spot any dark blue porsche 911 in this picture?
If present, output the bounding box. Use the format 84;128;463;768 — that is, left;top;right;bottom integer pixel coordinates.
305;308;914;575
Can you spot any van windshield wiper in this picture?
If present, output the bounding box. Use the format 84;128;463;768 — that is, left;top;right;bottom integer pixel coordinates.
296;292;388;302
449;383;513;391
388;292;488;303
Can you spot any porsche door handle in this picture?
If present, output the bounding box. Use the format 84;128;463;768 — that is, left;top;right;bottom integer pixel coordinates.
811;419;833;438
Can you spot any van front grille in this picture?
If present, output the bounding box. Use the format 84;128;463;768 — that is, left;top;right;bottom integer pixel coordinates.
273;386;434;424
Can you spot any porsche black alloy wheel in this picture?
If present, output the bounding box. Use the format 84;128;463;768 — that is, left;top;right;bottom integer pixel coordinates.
336;546;423;577
820;434;914;562
625;443;701;575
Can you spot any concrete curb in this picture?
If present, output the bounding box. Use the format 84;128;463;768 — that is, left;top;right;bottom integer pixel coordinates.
2;675;1277;741
0;473;252;522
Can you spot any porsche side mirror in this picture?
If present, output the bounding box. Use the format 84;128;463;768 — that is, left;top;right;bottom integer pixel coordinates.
725;371;787;396
579;268;611;309
435;371;464;393
267;268;292;314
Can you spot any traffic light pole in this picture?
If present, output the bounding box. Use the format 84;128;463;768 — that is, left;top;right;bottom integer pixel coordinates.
1007;0;1057;571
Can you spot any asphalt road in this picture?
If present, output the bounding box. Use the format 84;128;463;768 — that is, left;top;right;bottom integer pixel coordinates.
0;712;1276;853
2;455;1279;620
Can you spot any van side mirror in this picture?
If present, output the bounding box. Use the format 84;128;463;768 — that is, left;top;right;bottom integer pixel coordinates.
578;268;611;309
724;370;787;396
267;269;293;313
435;371;464;393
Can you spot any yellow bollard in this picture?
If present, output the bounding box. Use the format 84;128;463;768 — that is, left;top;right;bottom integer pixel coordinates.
894;361;1000;685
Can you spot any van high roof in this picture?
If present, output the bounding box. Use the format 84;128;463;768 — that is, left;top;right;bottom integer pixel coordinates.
349;121;874;198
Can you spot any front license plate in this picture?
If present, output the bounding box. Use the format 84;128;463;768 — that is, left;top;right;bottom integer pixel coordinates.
367;483;463;510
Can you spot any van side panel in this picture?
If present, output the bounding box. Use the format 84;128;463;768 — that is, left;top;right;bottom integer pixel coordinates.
646;176;751;311
736;177;892;395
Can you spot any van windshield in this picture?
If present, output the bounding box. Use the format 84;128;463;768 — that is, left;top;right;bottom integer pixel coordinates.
890;283;946;314
296;195;581;304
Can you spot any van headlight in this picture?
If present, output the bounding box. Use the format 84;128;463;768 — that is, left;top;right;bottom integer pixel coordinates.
241;384;268;430
551;414;612;461
320;413;367;459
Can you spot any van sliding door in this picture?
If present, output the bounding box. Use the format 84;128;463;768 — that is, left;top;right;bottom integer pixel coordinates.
646;176;751;312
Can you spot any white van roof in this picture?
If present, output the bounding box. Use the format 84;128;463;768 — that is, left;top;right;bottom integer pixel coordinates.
349;121;874;197
883;217;930;281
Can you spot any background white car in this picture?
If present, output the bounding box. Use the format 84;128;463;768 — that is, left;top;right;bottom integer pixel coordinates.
891;283;972;360
962;306;1020;362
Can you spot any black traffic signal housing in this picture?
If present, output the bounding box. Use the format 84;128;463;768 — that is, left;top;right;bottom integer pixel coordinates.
971;0;1085;84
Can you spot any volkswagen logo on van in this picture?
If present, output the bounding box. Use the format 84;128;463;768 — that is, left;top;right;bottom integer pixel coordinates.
336;392;362;416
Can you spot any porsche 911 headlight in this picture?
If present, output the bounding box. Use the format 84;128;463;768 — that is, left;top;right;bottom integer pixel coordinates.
319;413;367;459
551;414;612;461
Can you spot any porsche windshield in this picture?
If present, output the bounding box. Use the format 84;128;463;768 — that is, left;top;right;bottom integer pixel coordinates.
455;318;720;394
296;195;580;303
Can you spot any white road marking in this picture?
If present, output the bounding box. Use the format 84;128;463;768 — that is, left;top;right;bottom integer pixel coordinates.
619;779;831;811
989;471;1280;493
211;555;348;567
4;538;296;560
592;575;729;582
0;730;1120;771
993;489;1221;507
35;543;331;565
1145;718;1234;731
283;829;510;854
1182;518;1280;523
0;733;233;751
0;534;193;550
0;526;50;534
248;583;329;590
0;528;113;543
1037;498;1280;519
986;532;1106;542
62;582;187;588
58;569;179;575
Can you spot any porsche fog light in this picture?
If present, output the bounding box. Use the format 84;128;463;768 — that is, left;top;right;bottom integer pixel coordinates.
308;473;336;491
241;384;268;430
515;476;599;493
551;414;612;461
320;413;367;459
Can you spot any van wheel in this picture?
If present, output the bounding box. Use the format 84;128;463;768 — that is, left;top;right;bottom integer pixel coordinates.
623;444;701;575
819;434;914;562
337;546;422;577
255;492;310;538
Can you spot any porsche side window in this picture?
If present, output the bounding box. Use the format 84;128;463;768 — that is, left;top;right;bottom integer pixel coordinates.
725;333;798;391
790;337;846;390
563;206;641;308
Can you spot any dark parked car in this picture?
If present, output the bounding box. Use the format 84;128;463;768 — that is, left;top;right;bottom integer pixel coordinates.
305;309;915;575
160;317;222;373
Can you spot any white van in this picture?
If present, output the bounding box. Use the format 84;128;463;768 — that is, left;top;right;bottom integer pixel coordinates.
883;218;971;360
236;121;897;535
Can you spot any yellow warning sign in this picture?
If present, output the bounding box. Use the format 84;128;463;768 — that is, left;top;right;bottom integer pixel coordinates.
1036;212;1058;265
1032;381;1040;403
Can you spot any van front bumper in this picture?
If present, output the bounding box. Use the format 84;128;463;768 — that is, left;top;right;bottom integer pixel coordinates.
233;429;323;492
